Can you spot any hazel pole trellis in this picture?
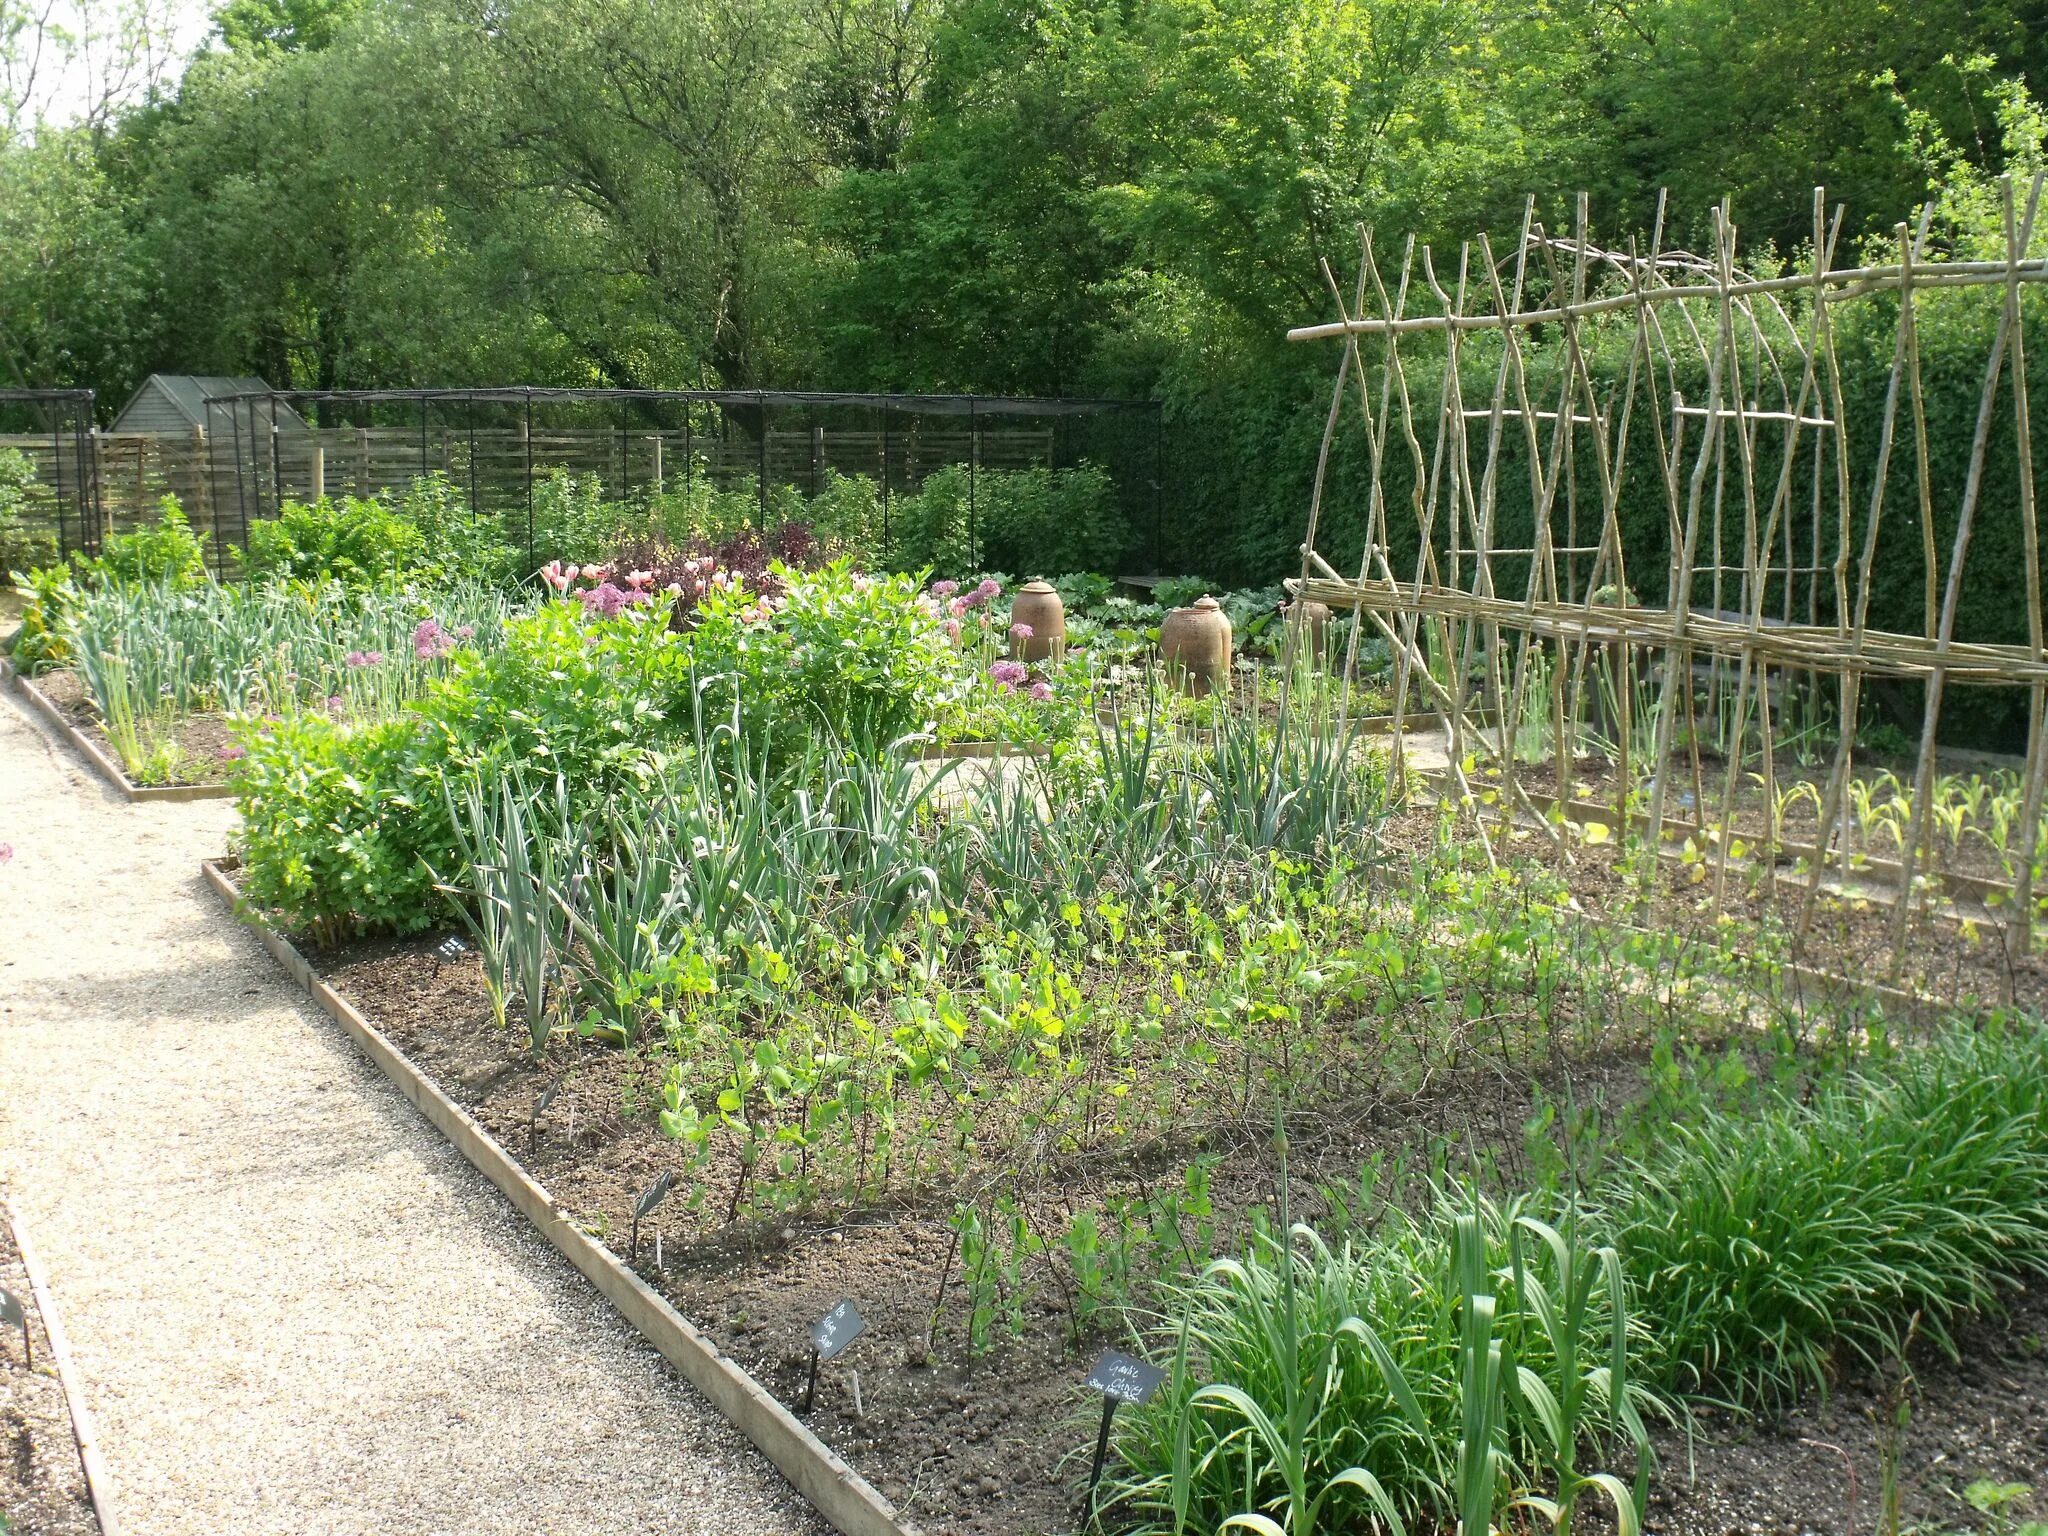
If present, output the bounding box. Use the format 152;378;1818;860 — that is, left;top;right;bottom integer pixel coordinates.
1284;176;2048;986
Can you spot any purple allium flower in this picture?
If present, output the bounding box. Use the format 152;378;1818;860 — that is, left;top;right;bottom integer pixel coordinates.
413;618;456;662
575;581;649;620
1010;621;1034;640
327;694;346;717
931;579;960;598
218;744;247;761
976;577;1000;597
1028;680;1053;703
344;649;383;669
456;624;476;641
988;659;1029;692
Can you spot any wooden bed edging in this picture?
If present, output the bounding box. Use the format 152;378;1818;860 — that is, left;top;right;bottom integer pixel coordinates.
3;1197;122;1536
2;662;233;804
199;859;922;1536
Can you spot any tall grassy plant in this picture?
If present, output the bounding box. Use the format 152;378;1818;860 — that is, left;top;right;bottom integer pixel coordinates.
1115;1191;1656;1536
1607;1018;2048;1406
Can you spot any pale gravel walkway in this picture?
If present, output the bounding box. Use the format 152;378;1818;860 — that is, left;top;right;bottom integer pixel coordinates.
0;689;823;1536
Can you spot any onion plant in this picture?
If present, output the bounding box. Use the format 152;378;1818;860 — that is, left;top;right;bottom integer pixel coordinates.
68;574;525;722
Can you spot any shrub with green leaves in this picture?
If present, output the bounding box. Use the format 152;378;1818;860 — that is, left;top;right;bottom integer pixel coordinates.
398;473;522;585
243;494;424;586
416;596;694;793
526;467;638;568
229;712;454;944
879;462;978;576
975;461;1125;576
807;468;887;562
0;447;55;583
90;496;208;588
6;562;78;670
231;596;688;939
881;463;1130;577
687;559;955;752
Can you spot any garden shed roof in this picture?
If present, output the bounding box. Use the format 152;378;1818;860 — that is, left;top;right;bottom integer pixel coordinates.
110;375;308;434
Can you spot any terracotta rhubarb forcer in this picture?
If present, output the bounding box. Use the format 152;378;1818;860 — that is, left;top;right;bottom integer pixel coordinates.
1159;594;1232;696
1009;580;1065;662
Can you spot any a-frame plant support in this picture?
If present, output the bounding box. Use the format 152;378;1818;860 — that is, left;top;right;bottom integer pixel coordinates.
1284;178;2048;985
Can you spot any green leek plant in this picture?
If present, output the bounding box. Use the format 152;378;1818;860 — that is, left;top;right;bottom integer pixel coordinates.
80;647;147;772
1503;1213;1649;1536
1172;1124;1410;1536
1117;1185;1658;1536
441;768;573;1051
441;777;520;1032
564;814;689;1046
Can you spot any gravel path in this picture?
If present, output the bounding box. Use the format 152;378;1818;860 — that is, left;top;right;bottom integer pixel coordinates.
0;688;824;1536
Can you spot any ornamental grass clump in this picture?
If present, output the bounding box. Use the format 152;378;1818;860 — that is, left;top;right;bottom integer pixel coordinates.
1606;1015;2048;1407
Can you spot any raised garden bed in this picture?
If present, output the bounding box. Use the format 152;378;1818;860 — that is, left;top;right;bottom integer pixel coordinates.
206;805;2047;1536
3;666;233;803
1;1200;114;1536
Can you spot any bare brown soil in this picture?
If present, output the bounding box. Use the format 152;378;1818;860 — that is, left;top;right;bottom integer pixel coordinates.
1487;797;2048;1016
1649;1288;2048;1536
